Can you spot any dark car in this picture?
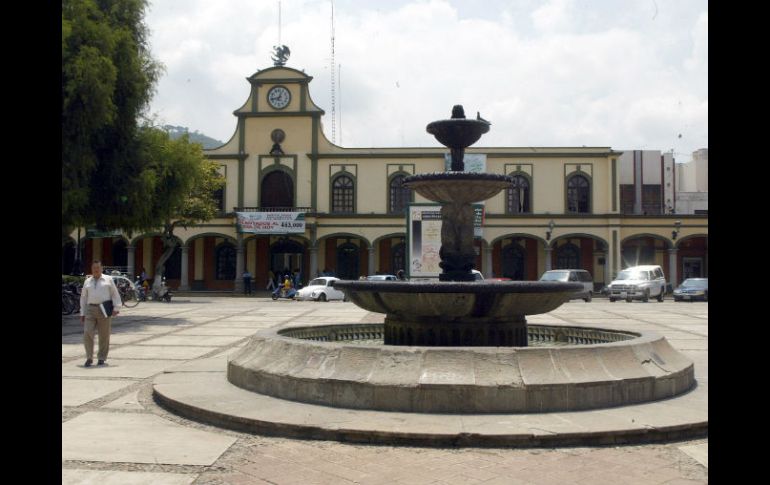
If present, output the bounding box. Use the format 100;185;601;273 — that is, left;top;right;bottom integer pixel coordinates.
673;278;708;302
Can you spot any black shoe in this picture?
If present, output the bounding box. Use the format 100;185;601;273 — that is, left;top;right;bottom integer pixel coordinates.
97;360;106;366
84;359;93;367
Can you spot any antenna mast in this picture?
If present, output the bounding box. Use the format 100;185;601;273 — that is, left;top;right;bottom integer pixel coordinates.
330;0;336;143
278;1;282;45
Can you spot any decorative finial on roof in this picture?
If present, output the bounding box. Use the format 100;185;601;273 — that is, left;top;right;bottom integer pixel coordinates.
272;45;291;67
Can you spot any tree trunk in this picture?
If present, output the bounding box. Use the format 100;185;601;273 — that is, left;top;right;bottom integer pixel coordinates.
153;223;177;293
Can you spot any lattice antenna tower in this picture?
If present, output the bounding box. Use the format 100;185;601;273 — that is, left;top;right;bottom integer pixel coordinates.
330;0;337;143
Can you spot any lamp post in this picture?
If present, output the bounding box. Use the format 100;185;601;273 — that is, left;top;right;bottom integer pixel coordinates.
672;220;682;241
544;220;555;271
545;220;555;241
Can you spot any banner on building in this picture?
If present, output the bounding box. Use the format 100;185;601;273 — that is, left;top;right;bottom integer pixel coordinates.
407;204;484;278
444;153;486;173
236;212;305;234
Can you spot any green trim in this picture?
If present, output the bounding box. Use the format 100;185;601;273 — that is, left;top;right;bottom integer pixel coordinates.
300;82;306;110
317;224;404;228
249;77;313;86
237;111;323;118
206;153;247;160
237;118;245;207
311;117;319;211
564;170;593;215
251;84;257;112
611;158;617;212
504;171;534;215
487;152;615;158
258;156;298;207
329;169;357;214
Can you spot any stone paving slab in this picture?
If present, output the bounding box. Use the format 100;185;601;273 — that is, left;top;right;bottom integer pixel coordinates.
153;369;707;447
63;344;85;358
678;443;708;468
102;389;144;410
107;345;219;360
62;359;180;379
62;412;236;465
667;339;709;350
136;334;248;346
62;469;198;485
173;326;258;336
62;378;136;407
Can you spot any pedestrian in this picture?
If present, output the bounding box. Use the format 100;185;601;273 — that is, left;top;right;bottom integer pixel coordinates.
243;269;253;295
79;260;122;367
293;268;302;289
397;269;406;281
266;270;277;291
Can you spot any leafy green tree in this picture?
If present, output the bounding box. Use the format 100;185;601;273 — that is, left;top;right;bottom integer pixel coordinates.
62;0;161;230
135;127;225;291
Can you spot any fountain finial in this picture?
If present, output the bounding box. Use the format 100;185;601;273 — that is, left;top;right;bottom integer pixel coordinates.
451;105;466;119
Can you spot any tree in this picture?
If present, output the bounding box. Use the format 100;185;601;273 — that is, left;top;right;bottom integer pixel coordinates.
135;127;225;293
62;0;162;230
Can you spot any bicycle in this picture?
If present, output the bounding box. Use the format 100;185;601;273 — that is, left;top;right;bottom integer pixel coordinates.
113;276;140;308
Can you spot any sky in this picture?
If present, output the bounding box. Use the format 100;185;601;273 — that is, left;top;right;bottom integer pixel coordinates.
144;0;707;163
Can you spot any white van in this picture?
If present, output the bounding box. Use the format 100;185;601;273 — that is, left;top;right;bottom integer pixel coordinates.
539;269;594;302
607;265;667;302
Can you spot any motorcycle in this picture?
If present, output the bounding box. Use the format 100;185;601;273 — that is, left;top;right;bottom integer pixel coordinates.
134;276;149;302
271;285;297;300
152;276;173;302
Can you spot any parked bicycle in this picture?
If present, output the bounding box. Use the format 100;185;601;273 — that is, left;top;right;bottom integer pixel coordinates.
112;275;140;308
61;282;81;315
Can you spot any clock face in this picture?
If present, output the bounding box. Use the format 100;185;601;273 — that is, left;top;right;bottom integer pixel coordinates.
267;86;291;109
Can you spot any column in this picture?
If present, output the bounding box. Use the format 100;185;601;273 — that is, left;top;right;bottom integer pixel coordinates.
668;248;678;289
484;242;493;278
127;245;135;280
601;252;609;286
309;246;318;279
368;246;376;275
544;247;553;271
234;233;244;293
180;245;190;291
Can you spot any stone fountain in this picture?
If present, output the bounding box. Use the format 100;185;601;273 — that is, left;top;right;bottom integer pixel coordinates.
154;105;701;446
223;106;695;414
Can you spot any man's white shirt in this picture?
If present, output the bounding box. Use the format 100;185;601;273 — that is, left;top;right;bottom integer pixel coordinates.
79;275;122;316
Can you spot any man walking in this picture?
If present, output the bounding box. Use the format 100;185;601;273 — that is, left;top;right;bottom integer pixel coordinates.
79;260;122;367
243;269;253;296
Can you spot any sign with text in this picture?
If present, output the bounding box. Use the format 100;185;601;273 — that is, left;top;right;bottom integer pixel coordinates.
236;212;305;234
407;204;484;278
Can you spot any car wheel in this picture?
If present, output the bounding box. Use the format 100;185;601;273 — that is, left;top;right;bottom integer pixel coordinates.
626;296;632;303
657;288;664;302
704;291;708;302
584;293;592;303
642;289;649;303
609;297;615;302
271;293;278;300
316;293;327;302
674;297;681;302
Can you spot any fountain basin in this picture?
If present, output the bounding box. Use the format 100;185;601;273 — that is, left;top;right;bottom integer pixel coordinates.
426;118;490;148
227;324;695;414
403;172;512;204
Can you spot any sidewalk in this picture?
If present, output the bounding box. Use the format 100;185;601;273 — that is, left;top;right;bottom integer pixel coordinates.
62;298;708;484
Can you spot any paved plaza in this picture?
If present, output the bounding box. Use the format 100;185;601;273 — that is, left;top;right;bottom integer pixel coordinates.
62;296;707;484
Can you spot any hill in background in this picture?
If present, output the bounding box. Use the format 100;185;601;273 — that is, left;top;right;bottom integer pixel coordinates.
163;125;223;149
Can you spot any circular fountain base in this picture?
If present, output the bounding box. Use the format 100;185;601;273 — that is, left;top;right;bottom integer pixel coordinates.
226;323;695;414
384;315;528;346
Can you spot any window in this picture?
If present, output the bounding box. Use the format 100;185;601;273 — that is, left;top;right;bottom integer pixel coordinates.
506;174;531;214
556;243;580;269
213;186;225;213
389;175;412;214
332;174;355;213
215;242;236;280
261;170;294;208
567;174;591;213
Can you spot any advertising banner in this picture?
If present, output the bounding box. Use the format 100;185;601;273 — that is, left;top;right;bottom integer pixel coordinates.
236;212;305;234
407;204;484;278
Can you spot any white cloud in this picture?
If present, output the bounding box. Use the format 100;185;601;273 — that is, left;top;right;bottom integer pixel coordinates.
145;0;707;161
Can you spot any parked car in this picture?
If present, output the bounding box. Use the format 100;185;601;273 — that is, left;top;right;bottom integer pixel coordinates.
673;278;708;302
539;269;594;302
294;277;347;302
365;274;397;281
472;269;484;281
607;265;667;302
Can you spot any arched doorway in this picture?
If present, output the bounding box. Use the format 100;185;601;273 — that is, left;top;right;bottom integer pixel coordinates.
391;243;405;274
261;170;294;208
215;242;236;280
336;243;360;280
502;242;526;280
112;239;128;268
555;243;581;269
270;238;304;276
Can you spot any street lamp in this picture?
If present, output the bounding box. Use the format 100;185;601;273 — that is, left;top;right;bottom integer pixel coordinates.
672;220;682;241
546;220;555;241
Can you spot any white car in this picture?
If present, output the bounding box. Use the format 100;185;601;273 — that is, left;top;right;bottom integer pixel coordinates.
294;277;347;302
607;265;667;302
